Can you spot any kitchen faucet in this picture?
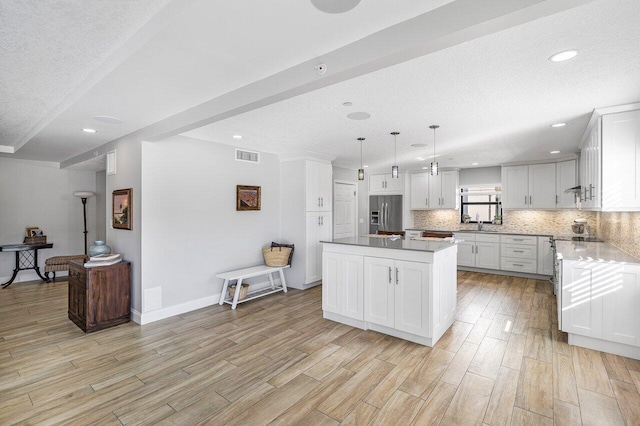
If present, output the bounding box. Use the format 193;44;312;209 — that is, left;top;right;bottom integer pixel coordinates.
478;220;483;231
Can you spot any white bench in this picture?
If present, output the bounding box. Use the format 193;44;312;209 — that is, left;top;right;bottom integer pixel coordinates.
216;264;289;309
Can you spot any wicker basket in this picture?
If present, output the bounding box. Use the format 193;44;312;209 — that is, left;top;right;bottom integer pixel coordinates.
229;283;249;300
24;235;47;244
262;247;292;267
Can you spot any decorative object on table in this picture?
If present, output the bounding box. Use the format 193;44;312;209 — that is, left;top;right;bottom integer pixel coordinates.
262;246;292;267
73;191;96;254
89;240;112;257
271;242;295;266
236;185;261;211
462;214;471;224
24;227;47;244
493;215;502;225
228;283;249;300
84;253;122;268
113;188;133;230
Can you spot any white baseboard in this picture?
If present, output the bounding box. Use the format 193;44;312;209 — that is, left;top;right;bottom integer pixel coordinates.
139;294;220;325
130;308;142;324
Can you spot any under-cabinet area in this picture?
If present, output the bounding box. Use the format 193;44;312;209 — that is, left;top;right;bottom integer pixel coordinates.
321;237;458;346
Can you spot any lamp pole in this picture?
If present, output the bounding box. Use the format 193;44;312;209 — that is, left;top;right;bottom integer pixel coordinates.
73;191;96;255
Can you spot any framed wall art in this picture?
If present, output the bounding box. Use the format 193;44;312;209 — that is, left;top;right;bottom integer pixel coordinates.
236;185;261;211
113;188;133;230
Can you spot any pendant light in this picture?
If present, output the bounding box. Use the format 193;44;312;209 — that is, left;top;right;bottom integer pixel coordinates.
357;137;365;181
429;125;439;176
391;131;400;178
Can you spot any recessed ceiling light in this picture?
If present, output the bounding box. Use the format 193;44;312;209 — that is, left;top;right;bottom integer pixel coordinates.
411;143;427;148
472;162;479;166
81;128;97;133
342;102;353;107
422;166;429;170
549;50;578;62
550;150;561;154
232;135;242;139
363;165;369;168
347;112;371;120
93;115;122;124
551;123;566;128
416;157;425;161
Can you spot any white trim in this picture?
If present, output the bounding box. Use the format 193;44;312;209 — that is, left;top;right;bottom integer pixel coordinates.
106;150;117;175
139;295;219;324
569;333;640;360
130;308;142;324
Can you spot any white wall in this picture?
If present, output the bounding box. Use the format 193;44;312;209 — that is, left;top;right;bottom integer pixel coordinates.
140;136;281;323
0;158;96;282
459;166;501;186
333;166;368;236
95;170;107;242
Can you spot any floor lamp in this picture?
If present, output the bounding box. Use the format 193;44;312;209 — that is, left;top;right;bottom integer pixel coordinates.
73;191;95;255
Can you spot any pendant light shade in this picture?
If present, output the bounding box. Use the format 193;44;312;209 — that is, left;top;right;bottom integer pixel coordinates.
357;137;365;181
429;125;439;176
391;132;400;178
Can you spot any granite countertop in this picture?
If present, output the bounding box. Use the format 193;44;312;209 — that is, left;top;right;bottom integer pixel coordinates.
556;241;640;264
322;236;457;253
406;228;554;237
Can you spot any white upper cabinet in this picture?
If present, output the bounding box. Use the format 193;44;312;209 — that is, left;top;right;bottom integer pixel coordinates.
602;110;640;210
556;160;577;208
410;173;429;209
502;162;573;209
370;173;404;194
305;160;332;212
409;170;458;210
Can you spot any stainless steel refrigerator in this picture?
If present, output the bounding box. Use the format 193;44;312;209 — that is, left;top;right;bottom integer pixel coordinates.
369;195;403;234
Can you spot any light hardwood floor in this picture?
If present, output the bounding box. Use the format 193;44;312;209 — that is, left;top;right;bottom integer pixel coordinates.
1;271;640;425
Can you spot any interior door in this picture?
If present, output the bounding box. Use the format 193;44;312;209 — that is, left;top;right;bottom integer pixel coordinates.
333;182;356;239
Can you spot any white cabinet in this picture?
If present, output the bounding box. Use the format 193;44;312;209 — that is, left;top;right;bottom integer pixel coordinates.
602;110;640;210
561;261;603;338
500;235;538;274
579;119;601;209
502;164;557;209
410;173;429;209
364;257;430;336
322;252;363;321
305;161;332;212
453;233;500;269
556;160;577;208
409;170;459;210
537;236;553;276
281;159;333;289
306;212;332;284
404;230;422;240
370;173;404;194
602;264;640;345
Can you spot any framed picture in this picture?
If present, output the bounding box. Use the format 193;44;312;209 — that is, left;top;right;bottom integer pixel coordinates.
113;188;133;230
32;229;44;236
26;227;39;237
236;185;261;211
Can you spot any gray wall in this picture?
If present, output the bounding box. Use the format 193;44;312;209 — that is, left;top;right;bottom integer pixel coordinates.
333;165;369;236
95;170;107;242
0;158;96;282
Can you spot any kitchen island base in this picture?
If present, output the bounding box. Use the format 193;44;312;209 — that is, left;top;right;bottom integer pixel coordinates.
322;237;458;347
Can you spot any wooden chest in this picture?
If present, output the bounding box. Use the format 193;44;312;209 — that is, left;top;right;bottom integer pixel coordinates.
68;259;131;333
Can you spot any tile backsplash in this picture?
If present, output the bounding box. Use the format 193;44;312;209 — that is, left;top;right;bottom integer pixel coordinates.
413;209;639;259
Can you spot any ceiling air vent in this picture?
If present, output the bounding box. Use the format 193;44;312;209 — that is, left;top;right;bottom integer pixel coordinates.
235;148;260;164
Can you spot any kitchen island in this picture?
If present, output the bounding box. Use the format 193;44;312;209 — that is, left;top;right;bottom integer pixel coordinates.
321;236;458;346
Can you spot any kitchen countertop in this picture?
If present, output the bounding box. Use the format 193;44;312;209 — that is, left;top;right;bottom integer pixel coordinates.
322;236;457;253
406;228;554;237
556;240;640;264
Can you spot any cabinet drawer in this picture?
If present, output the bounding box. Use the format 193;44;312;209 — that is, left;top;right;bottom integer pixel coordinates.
501;235;537;245
501;257;537;274
476;234;500;243
453;233;476;242
502;244;536;258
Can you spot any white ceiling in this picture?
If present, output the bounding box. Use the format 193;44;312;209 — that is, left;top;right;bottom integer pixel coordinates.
2;0;639;174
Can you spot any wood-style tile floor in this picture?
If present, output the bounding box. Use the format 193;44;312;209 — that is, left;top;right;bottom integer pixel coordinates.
1;271;640;425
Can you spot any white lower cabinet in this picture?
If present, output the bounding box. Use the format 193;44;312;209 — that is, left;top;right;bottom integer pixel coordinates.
500;235;538;274
537;236;553;275
322;253;363;320
453;233;500;270
364;257;431;336
305;212;332;284
562;260;640;345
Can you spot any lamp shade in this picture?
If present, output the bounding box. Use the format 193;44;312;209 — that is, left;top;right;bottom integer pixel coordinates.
73;191;95;198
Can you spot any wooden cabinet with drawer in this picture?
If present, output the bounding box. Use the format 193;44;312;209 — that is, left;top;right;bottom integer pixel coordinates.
68;259;131;333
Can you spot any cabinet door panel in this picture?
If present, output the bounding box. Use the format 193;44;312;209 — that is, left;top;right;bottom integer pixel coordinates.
602;264;640;345
369;174;387;194
501;166;528;209
428;174;442;208
556;160;577;208
562;262;602;338
440;171;459;209
475;242;500;270
456;242;475;267
305;213;322;283
528;163;556;208
395;261;430;336
537;236;553;276
342;255;364;320
410;173;429;209
364;257;395;327
386;174;404;192
602;111;640;210
317;162;333;212
322;252;342;314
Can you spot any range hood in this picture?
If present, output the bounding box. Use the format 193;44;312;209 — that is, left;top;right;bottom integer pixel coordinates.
564;185;582;194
